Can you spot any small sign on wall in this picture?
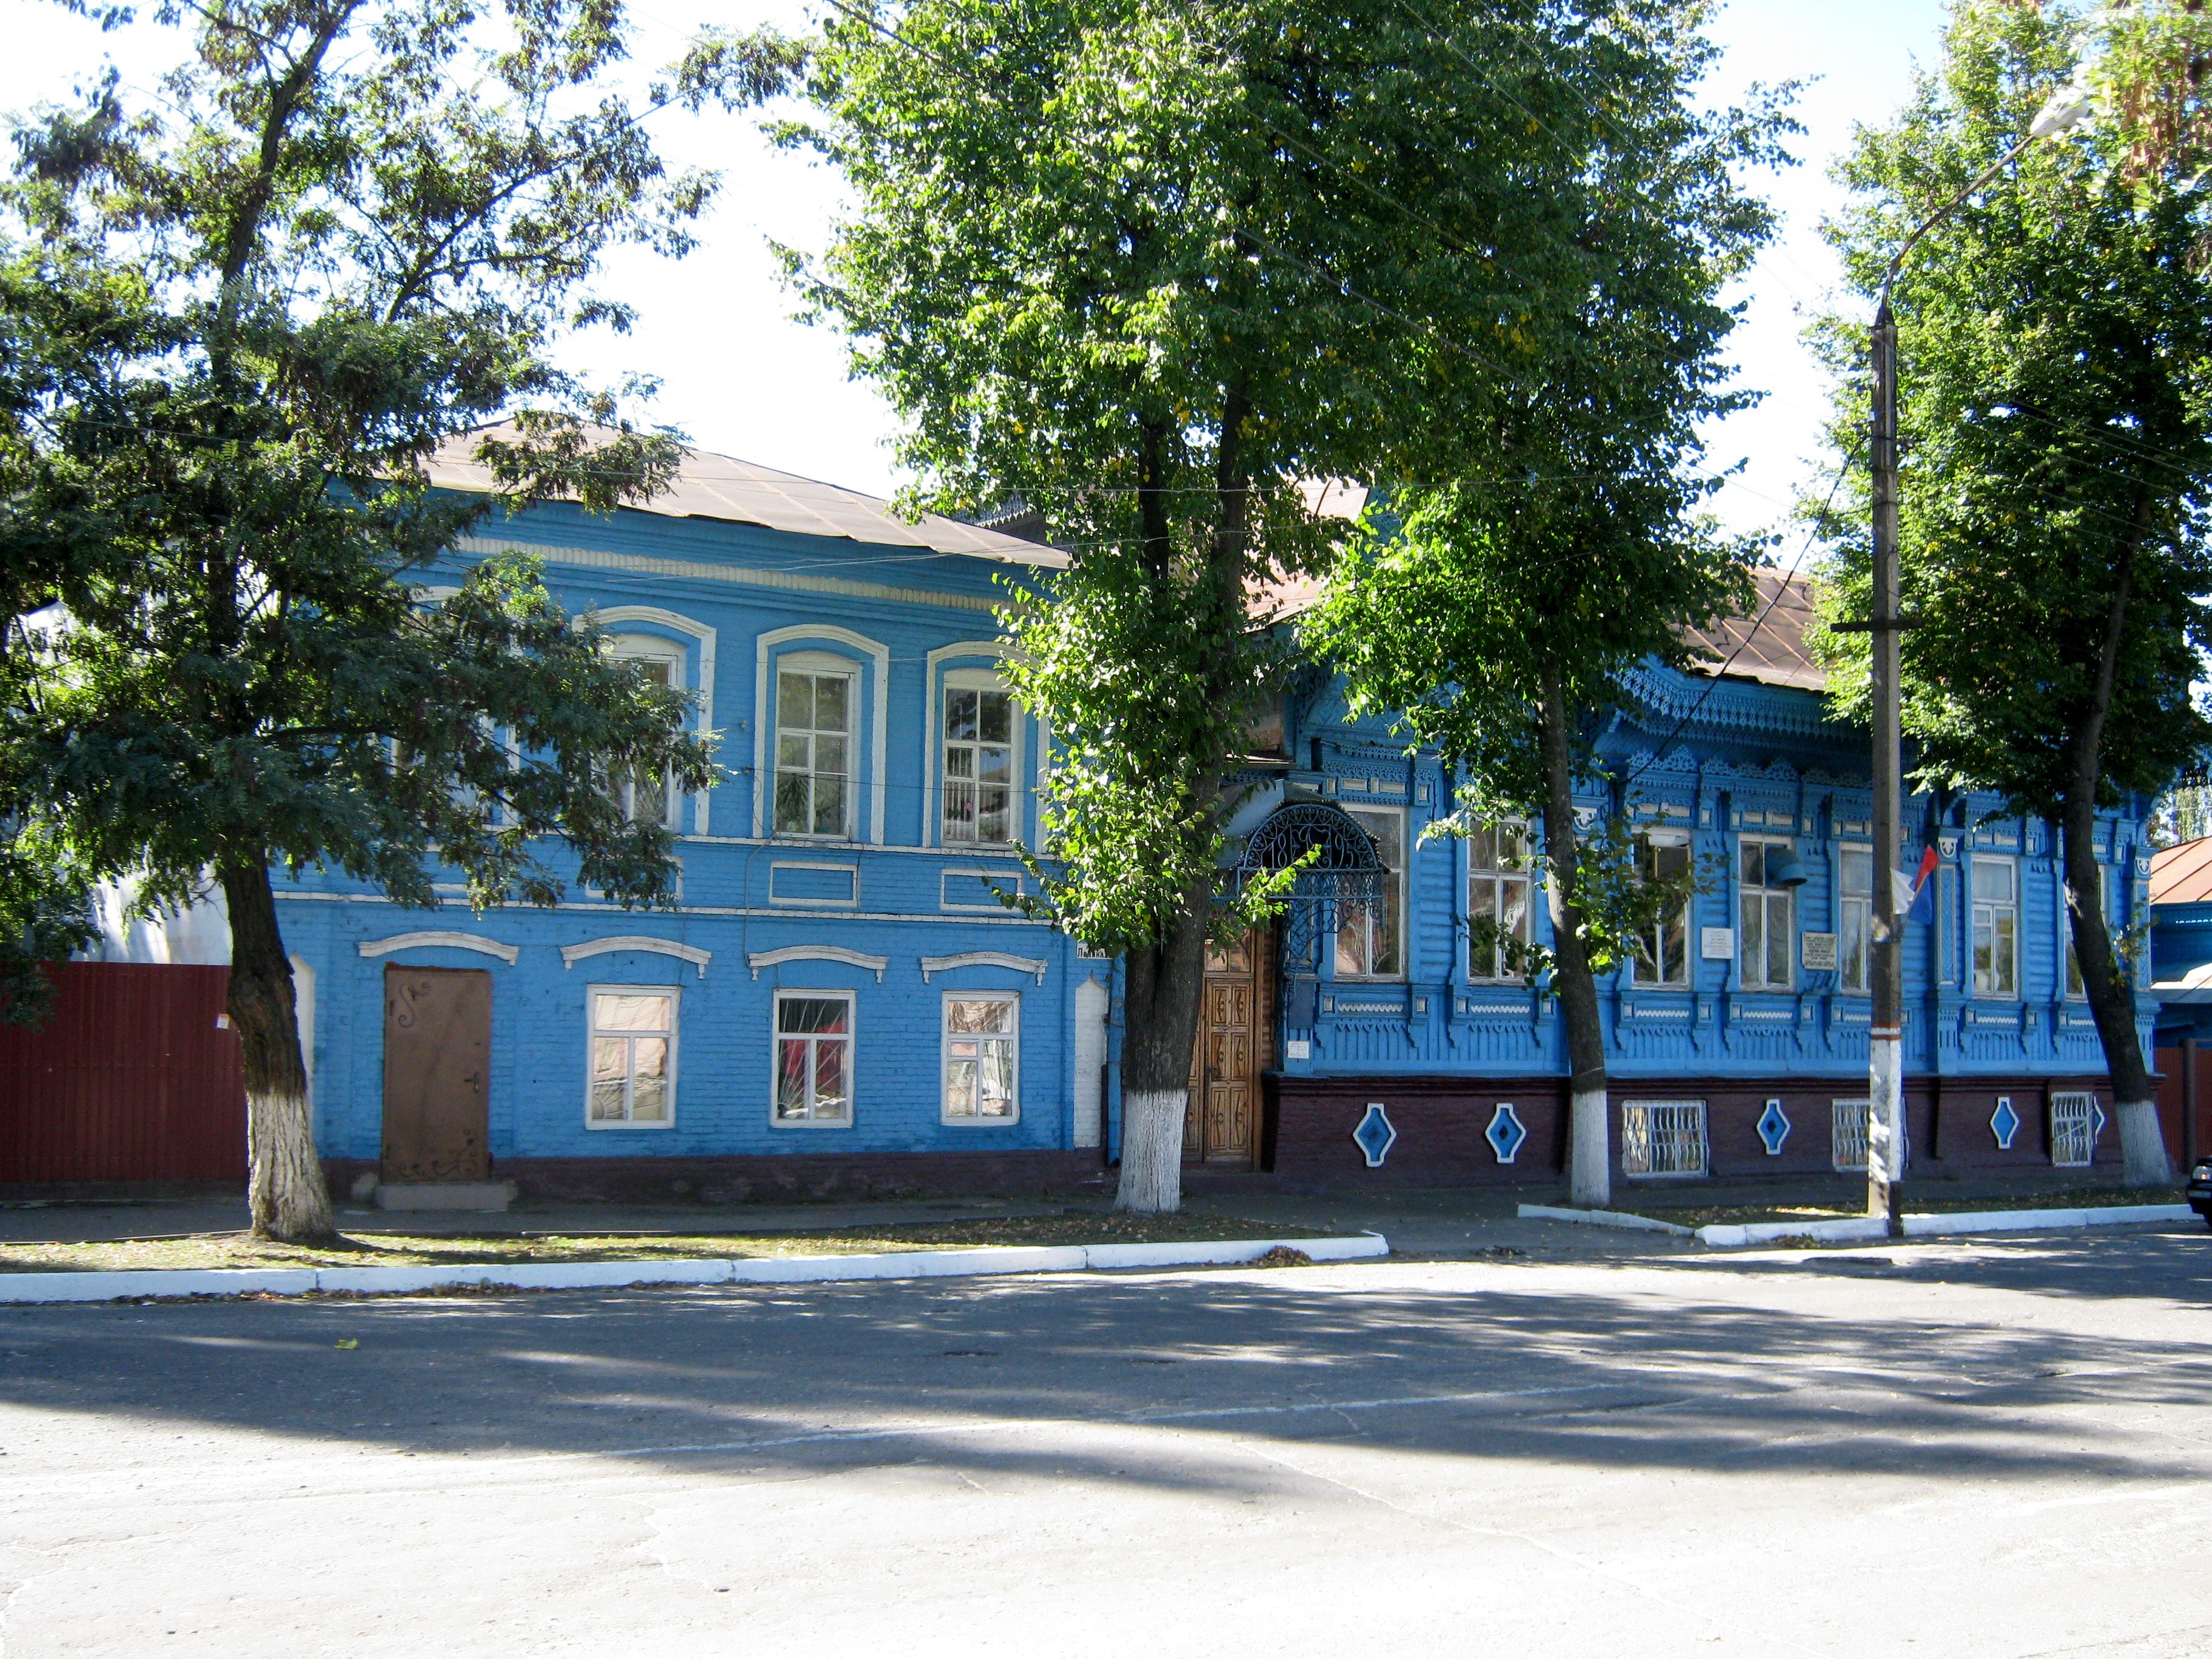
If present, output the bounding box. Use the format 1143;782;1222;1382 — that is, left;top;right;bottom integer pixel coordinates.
1700;927;1735;961
1800;931;1838;972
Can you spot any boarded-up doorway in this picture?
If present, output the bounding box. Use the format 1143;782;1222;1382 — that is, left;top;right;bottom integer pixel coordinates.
1185;930;1273;1166
382;965;491;1182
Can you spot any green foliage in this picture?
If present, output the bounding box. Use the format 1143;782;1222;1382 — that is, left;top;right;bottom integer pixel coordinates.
785;0;1706;959
1808;0;2212;815
0;0;800;948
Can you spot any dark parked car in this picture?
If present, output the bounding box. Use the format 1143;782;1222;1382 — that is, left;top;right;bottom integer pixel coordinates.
2190;1159;2212;1229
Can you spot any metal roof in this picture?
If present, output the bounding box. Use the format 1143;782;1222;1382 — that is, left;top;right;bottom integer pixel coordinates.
1682;571;1827;692
2153;838;2212;906
425;425;1068;568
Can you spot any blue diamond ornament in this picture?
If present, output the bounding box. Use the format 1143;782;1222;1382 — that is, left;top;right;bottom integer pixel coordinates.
1757;1099;1791;1156
1990;1097;2021;1151
1487;1102;1528;1165
1352;1102;1397;1168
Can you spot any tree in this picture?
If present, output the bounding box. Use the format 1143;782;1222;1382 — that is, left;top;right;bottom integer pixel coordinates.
1301;4;1778;1207
1814;0;2212;1186
1;1;798;1239
787;0;1683;1211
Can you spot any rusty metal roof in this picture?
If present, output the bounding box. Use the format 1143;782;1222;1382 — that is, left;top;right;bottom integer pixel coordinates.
2153;838;2212;905
426;426;1068;568
1682;571;1826;691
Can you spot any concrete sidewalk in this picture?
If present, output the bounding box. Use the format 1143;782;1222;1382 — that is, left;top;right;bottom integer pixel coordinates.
0;1167;2171;1259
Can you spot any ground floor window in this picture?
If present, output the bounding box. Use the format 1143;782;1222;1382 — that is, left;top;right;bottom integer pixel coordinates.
942;993;1019;1122
2050;1091;2098;1168
774;990;853;1126
588;987;676;1128
1621;1099;1708;1178
1831;1098;1911;1173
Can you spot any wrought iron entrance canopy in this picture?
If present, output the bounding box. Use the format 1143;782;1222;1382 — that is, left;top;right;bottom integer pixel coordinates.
1234;797;1386;965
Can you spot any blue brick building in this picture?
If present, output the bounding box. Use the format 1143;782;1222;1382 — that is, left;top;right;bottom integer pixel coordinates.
283;440;1110;1203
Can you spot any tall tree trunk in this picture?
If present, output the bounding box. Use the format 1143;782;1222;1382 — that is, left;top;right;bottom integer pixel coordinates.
220;862;335;1241
2062;497;2169;1187
1115;871;1215;1213
1537;679;1610;1208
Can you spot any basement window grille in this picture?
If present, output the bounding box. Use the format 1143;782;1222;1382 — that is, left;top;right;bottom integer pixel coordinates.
1621;1100;1708;1179
1831;1098;1911;1174
2050;1092;2099;1169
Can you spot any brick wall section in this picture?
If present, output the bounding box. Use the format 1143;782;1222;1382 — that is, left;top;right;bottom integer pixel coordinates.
325;1148;1104;1205
1265;1071;2122;1187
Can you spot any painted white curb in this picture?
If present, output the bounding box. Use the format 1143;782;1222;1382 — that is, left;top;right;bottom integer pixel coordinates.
1522;1202;2197;1248
1899;1202;2194;1238
1518;1204;1694;1238
0;1234;1389;1305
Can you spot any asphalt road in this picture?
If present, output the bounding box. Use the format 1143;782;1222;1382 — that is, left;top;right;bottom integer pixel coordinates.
1;1225;2208;1658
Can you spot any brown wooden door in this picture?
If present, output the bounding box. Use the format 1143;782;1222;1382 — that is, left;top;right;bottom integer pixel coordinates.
381;965;491;1182
1186;933;1260;1165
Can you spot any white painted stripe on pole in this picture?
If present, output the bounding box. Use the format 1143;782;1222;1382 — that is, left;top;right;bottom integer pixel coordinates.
0;1238;1384;1304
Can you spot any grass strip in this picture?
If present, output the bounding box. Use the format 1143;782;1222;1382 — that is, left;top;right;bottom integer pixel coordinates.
0;1211;1326;1276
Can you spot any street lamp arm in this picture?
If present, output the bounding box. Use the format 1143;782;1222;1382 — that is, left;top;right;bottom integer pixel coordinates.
1881;138;2033;305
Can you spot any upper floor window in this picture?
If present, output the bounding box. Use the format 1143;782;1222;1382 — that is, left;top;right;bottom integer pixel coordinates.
1335;806;1404;980
1467;822;1532;982
943;678;1016;845
606;641;683;828
2065;864;2110;997
1838;846;1873;994
775;669;853;837
1738;837;1795;991
1973;856;2019;996
1632;833;1691;988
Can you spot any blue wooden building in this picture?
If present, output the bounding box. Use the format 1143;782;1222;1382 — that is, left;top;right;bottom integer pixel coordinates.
1225;574;2155;1187
281;438;1111;1204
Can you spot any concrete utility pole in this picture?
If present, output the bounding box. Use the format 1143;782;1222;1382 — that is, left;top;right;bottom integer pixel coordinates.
1866;301;1906;1230
1848;86;2093;1233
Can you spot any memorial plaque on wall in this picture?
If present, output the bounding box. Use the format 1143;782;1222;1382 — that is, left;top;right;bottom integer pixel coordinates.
1801;931;1838;971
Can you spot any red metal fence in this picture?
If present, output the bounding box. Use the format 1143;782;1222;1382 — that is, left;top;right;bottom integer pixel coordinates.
2155;1044;2210;1171
0;964;246;1187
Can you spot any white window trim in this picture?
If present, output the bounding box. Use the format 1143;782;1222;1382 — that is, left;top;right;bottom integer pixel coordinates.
940;989;1021;1125
1620;1098;1709;1179
584;982;679;1131
605;632;686;830
754;625;889;843
1972;854;2021;999
2064;864;2110;999
1336;803;1407;983
767;649;863;842
1836;840;1874;997
595;607;717;834
1631;828;1693;989
357;931;519;965
937;666;1024;850
1466;820;1535;985
1738;834;1798;993
925;642;1025;848
771;987;857;1130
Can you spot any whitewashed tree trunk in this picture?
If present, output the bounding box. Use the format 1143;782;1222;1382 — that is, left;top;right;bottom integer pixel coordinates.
2116;1098;2171;1188
1116;1088;1187;1213
1568;1087;1610;1208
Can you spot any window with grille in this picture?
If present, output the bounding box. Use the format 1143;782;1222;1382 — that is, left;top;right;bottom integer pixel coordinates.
1739;837;1796;991
1838;846;1873;994
1972;857;2019;996
1830;1098;1910;1172
1467;822;1533;982
942;993;1019;1122
942;682;1016;845
774;991;854;1126
1631;835;1692;988
588;988;676;1128
774;669;853;837
2050;1091;2099;1168
1620;1099;1708;1178
1335;806;1404;980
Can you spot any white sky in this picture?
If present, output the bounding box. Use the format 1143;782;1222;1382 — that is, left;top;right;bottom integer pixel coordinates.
0;0;1952;542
